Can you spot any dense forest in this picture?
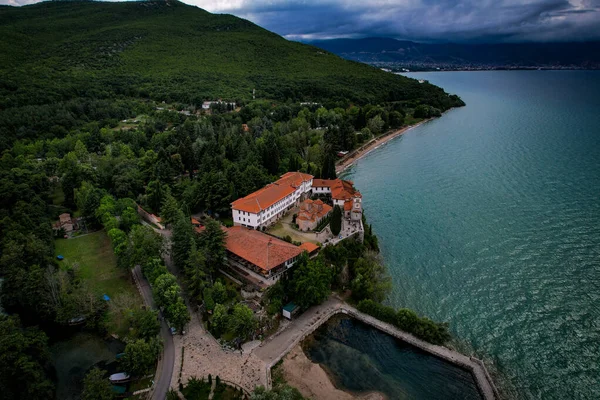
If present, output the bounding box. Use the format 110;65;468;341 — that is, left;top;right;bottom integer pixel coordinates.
0;0;463;151
0;1;461;399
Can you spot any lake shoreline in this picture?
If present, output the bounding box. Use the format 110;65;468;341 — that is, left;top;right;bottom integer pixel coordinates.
336;118;433;174
280;344;387;400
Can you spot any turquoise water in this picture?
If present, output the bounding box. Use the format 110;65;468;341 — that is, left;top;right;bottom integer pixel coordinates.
344;71;600;399
305;315;482;399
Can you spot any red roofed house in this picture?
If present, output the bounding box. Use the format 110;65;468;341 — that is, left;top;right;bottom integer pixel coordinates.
231;172;313;230
311;179;362;222
53;213;75;233
206;226;304;286
298;242;320;257
296;199;332;231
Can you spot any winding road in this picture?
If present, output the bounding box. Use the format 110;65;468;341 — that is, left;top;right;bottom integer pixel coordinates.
133;265;174;400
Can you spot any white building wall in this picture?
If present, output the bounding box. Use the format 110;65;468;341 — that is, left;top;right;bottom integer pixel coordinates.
232;209;260;229
312;186;331;195
232;176;314;229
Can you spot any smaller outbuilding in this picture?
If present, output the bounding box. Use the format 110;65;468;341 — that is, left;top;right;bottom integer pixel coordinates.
282;302;300;320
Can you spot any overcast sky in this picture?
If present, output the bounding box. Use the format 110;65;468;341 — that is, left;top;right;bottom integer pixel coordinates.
3;0;600;43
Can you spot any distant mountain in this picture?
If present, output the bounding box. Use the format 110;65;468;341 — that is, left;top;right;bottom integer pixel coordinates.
307;38;600;70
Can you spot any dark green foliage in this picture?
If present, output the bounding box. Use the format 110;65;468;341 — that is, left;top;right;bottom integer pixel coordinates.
290;254;333;309
171;211;194;271
251;385;306;400
120;338;162;377
198;218;227;278
0;316;55;400
314;213;331;232
185;240;208;301
413;104;442;119
203;287;215;312
182;377;212;400
321;151;337;179
357;299;451;345
350;256;392;303
264;281;285;315
153;273;190;331
130;308;161;341
128;225;163;267
0;1;463;152
228;303;258;341
82;368;114;400
330;205;342;236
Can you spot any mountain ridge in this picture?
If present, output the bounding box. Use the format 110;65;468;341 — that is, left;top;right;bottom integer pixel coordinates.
307;37;600;69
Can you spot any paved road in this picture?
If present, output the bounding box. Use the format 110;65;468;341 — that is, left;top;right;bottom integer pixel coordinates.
133;266;175;400
254;297;343;368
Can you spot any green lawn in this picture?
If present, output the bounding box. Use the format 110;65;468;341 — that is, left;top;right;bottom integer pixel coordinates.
55;231;139;299
267;222;320;245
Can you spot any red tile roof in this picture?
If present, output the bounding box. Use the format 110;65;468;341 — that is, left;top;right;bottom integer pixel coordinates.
330;179;361;201
299;242;319;253
231;172;313;214
298;199;332;222
312;178;332;187
311;179;361;201
223;226;303;271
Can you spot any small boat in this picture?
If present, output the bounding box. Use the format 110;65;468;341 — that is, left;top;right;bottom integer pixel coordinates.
68;316;86;325
109;372;131;383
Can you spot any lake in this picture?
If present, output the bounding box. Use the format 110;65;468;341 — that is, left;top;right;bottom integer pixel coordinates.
343;71;600;399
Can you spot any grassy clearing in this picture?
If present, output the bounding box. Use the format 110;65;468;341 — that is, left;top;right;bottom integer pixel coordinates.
55;231;139;300
267;222;320;245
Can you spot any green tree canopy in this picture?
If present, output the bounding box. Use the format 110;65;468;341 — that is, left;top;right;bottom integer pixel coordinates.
291;256;333;309
330;205;342;236
82;368;113;400
228;303;257;341
199;218;227;278
0;316;55;400
350;256;391;303
121;338;161;377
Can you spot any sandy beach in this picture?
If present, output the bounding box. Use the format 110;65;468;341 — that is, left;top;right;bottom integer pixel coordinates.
280;345;386;400
336;119;431;175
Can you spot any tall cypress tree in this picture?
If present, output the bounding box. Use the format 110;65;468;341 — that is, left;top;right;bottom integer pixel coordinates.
330;205;342;236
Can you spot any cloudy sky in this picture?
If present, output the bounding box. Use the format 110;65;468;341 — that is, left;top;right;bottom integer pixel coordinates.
3;0;600;43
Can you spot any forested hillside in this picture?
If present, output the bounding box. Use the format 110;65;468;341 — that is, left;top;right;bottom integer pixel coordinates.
0;0;463;150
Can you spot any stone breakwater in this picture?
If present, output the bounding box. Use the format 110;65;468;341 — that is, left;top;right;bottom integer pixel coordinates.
257;298;499;400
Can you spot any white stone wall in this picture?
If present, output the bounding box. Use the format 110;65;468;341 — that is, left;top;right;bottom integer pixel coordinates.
312;186;331;195
233;209;260;228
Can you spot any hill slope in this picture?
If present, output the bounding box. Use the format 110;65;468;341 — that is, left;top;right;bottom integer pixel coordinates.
308;37;600;69
0;1;461;134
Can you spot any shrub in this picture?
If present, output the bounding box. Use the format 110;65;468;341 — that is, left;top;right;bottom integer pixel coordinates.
357;299;450;345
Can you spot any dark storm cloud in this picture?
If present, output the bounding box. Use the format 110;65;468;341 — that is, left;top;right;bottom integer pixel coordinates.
3;0;599;42
187;0;600;42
